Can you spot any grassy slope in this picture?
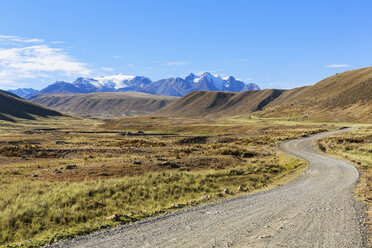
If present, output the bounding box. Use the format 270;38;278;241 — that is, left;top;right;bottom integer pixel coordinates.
31;92;177;118
0;90;62;122
154;89;284;118
259;67;372;122
318;127;372;243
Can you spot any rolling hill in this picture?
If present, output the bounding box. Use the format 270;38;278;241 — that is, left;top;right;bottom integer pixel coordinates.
0;90;62;121
259;66;372;122
154;89;283;118
154;67;372;122
31;92;177;118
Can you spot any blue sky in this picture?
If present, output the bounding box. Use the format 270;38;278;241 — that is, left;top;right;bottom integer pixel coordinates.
0;0;371;90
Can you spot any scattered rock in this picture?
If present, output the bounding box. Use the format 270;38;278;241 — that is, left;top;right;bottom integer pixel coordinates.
65;165;77;170
201;195;211;202
259;235;272;239
106;214;120;221
132;160;142;165
237;186;244;192
159;161;179;168
55;170;62;174
32;174;38;178
161;161;171;166
179;167;187;171
156;156;166;161
224;188;230;194
171;203;184;208
242;152;255;158
170;163;180;168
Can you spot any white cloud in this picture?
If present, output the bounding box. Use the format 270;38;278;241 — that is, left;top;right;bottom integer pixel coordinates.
325;64;350;68
0;35;44;43
101;66;114;72
50;41;64;44
166;61;190;66
0;44;91;88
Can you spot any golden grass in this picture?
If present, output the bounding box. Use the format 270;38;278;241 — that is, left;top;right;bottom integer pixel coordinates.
0;155;305;247
0;116;336;247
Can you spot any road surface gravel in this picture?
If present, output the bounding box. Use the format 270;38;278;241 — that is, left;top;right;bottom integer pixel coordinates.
51;128;369;248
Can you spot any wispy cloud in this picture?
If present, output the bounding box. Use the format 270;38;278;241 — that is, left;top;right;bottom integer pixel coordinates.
101;66;114;72
325;64;350;68
166;61;190;66
0;35;44;43
0;43;91;88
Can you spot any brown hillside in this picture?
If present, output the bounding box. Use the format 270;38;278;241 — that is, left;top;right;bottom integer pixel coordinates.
0;90;62;122
260;67;372;122
155;89;284;118
31;92;177;118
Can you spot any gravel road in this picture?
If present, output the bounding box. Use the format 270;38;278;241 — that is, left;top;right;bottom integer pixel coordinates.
51;128;369;248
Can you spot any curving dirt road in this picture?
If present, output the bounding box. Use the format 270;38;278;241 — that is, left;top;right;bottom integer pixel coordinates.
52;129;369;248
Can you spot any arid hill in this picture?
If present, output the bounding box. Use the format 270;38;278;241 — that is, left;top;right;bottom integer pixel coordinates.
0;90;62;121
259;66;372;122
31;92;177;118
154;89;283;118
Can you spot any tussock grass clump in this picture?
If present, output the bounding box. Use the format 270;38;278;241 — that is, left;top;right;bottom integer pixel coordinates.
0;144;43;157
218;147;257;158
112;138;167;147
176;136;208;145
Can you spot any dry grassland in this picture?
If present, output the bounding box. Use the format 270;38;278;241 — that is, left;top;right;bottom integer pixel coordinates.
0;116;335;247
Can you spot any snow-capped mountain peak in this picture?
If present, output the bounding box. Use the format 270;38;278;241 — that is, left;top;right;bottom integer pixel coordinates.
191;72;226;90
90;74;136;89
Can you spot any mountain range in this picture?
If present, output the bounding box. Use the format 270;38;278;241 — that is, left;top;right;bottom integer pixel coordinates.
8;72;260;99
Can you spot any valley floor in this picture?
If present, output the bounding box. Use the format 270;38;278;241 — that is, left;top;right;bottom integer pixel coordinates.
51;128;369;248
0;116;370;247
